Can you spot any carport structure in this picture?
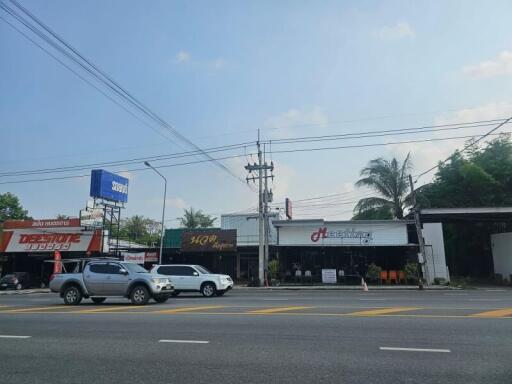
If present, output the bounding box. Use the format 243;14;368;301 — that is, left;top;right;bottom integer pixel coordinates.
418;207;512;283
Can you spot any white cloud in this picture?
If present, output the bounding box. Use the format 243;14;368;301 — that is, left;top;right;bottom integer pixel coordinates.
175;51;191;63
375;22;415;40
386;101;512;182
462;50;512;78
118;171;133;180
166;197;188;210
264;106;328;139
211;58;226;69
172;52;226;70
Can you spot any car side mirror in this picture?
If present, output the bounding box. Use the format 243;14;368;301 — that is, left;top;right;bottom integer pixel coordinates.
193;271;199;276
119;269;128;275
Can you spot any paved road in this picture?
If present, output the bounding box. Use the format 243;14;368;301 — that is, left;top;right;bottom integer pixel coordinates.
0;289;511;384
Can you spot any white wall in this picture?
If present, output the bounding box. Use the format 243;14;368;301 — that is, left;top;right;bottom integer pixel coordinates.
422;223;449;283
491;232;512;282
221;214;279;246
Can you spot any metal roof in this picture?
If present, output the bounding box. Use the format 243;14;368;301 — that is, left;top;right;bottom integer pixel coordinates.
273;219;414;227
419;207;512;223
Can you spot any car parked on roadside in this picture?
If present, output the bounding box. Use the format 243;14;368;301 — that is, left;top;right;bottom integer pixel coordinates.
49;261;174;305
150;264;233;297
0;272;40;290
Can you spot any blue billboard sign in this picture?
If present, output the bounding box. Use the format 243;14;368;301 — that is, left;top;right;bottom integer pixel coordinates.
90;169;129;203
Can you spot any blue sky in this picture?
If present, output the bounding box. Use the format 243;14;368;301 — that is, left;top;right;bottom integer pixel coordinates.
1;0;512;224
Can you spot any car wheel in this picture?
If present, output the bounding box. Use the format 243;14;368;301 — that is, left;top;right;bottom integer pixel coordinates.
171;291;180;297
15;283;22;290
130;285;150;305
201;282;216;298
154;295;169;303
91;297;106;304
63;286;83;305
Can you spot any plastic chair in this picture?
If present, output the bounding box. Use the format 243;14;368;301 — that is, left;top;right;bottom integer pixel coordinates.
388;270;398;284
380;270;388;284
398;270;406;284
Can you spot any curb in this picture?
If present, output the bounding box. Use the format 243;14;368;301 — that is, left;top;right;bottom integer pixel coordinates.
234;285;457;291
0;288;51;295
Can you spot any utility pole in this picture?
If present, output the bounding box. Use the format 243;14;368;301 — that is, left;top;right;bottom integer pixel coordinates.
245;133;274;286
409;175;428;288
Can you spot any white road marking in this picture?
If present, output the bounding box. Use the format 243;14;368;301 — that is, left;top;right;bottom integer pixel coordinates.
159;339;209;344
0;335;31;339
261;298;290;301
486;289;506;292
380;347;450;353
467;299;502;302
358;298;388;301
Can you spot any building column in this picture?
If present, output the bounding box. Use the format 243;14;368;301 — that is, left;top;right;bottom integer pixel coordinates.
236;253;240;279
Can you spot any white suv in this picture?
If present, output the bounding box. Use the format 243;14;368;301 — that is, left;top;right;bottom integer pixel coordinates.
150;264;233;297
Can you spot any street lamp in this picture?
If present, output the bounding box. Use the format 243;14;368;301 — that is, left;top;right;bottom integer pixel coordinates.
144;161;166;265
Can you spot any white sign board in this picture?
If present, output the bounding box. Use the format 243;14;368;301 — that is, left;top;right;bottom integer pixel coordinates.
122;252;145;264
278;222;409;247
322;269;337;284
80;208;104;228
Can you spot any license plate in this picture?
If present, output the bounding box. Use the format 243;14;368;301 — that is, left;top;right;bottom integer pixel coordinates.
166;284;171;289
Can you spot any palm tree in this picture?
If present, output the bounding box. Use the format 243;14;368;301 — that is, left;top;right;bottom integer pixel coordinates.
178;208;216;229
354;153;412;219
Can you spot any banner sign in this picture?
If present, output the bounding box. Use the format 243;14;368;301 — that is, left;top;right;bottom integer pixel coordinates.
90;169;129;203
181;229;237;253
0;219;102;253
122;251;159;264
285;198;292;220
321;269;337;284
80;208;104;228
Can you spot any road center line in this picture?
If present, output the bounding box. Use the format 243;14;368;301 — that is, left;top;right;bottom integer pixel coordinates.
248;306;313;314
154;305;226;314
347;307;421;316
380;347;450;353
0;335;31;339
159;339;209;344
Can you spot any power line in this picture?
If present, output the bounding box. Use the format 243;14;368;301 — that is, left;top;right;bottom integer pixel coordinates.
0;141;255;177
266;119;510;145
414;117;512;181
269;131;510;156
1;0;250;188
0;153;256;185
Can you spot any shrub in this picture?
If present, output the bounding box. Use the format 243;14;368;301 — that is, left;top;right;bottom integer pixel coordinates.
366;263;382;282
404;262;418;283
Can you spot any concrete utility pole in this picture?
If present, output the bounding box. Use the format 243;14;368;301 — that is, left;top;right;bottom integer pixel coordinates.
245;134;274;286
409;175;429;287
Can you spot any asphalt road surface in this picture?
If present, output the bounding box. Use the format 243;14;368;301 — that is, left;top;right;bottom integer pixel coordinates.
0;289;511;384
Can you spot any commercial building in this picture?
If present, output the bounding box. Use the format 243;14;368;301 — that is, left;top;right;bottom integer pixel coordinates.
0;218;104;284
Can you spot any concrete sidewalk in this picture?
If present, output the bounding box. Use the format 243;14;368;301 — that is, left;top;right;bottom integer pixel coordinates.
236;284;455;290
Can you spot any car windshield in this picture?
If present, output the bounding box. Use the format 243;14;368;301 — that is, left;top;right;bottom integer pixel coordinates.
123;263;148;274
1;274;15;280
195;265;212;274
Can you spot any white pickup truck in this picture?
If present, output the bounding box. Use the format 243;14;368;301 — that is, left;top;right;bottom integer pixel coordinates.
150;264;233;297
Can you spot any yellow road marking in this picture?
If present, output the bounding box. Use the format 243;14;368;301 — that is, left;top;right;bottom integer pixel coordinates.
154;305;227;314
3;306;66;313
248;306;314;314
470;308;512;318
346;307;422;316
74;306;152;314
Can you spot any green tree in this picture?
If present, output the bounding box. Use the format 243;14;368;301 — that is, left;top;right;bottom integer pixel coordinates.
178;208;216;229
0;192;30;223
116;215;161;246
417;136;512;208
354;153;412;219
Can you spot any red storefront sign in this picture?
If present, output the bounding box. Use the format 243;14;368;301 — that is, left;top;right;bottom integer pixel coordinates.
0;219;102;253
